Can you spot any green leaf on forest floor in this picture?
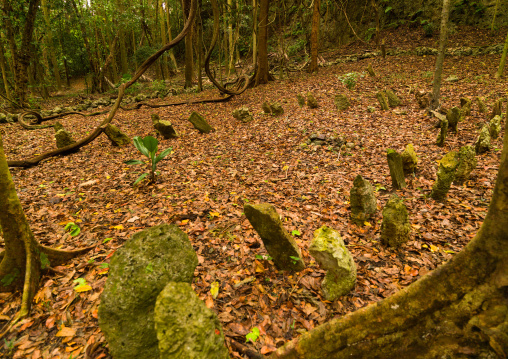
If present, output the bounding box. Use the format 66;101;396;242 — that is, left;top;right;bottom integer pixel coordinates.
246;327;260;343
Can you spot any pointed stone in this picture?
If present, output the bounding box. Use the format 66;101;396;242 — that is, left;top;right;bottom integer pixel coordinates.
454;145;477;185
270;102;284;116
387;149;406;189
490;98;503;120
306;92;319;108
244;203;305;272
350;175;377;226
262;101;272;114
376;91;389;110
335;94;350;111
431;151;459;201
309;226;356;300
386;90;401;107
152;114;178;139
476;97;487;114
446;107;460;133
489;115;502;139
104;124;131;146
53;121;64;132
366;63;376;77
475;124;491;154
155;282;230;359
436;118;448;147
55;128;76;148
381;194;411;247
297;93;305;107
401;144;418;175
460;97;471;120
188;112;213;133
232;107;253;123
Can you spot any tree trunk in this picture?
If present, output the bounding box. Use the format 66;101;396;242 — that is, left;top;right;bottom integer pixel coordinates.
252;0;258;68
255;0;270;86
429;0;451;110
495;31;508;79
159;1;171;79
308;0;321;73
41;0;62;91
270;121;508;358
165;0;178;71
0;36;12;100
182;0;194;88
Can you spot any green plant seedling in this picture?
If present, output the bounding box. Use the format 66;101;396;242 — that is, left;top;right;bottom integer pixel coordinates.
255;254;273;261
246;327;260;343
125;136;172;185
290;256;301;265
291;230;301;236
64;222;81;236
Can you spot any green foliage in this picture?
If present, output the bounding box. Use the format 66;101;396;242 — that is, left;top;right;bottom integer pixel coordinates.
255;254;273;261
246;327;260;343
365;28;377;42
290;256;301;265
291;230;301;236
40;252;51;270
453;0;486;15
125;136;172;185
1;268;20;287
150;80;166;94
132;45;157;67
288;38;307;56
65;222;81;236
338;72;364;90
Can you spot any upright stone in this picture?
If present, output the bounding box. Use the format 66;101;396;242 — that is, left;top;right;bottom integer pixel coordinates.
55;129;76;148
490;98;503;120
309;226;356;300
350;175;377;226
104;124;131;146
262;101;272;114
188;112;213;133
489;115;502;139
244;203;305;271
454;145;477;185
386;90;401;107
232;107;253;123
155;282;229;359
381;194;411;247
475;124;491;154
446;107;460;133
376;91;389;110
270;102;284;116
430;151;459;201
98;224;198;359
335;94;350;111
152;114;178;139
306;92;319;108
366;63;376;77
460;97;472;120
387;149;407;189
53;122;64;132
436;118;448;147
297;93;306;107
401;144;418;175
476;97;487;114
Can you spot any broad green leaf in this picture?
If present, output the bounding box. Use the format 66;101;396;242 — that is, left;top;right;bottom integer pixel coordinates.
103;237;113;243
154;147;172;164
291;230;301;236
70;226;81;236
246;327;260;343
142;136;158;153
124;159;145;165
133;136;149;157
133;173;148;185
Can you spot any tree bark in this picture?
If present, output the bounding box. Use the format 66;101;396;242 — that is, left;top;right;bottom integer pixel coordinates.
0;34;11;100
495;31;508;79
252;0;258;68
182;0;194;88
41;0;62;90
308;0;321;73
255;0;270;86
429;0;451;110
270;120;508;358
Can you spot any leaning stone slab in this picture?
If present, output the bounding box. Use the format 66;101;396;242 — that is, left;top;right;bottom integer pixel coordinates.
446;107;460;133
401;144;418;175
453;145;477;185
381;194;411;247
475;124;491;154
387;149;406;189
386;90;401;107
376;91;389;110
152;114;178;139
335;94;350;111
489;115;502;139
104;124;131;146
189;112;213;133
430;151;459;201
244;203;305;271
306;92;319;108
55;129;76;148
98;224;198;359
350;175;377;226
232;107;253;123
309;226;356;300
155;282;229;359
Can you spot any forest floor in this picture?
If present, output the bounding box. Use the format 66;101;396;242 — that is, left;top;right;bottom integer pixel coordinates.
0;25;507;358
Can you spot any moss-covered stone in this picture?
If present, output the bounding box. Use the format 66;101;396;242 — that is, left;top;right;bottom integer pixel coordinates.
436;118;448;147
188;112;213;133
381;194;411;247
53;122;64;132
244;203;305;272
155;282;230;359
489;115;502;139
271;102;284;116
376;91;389;110
262;101;272;114
431;151;459;201
55;129;76;148
0;113;7;124
335;94;350;111
476;97;487;114
297;93;306;107
151;114;178;139
401;144;418;175
475;124;491;154
232;107;253;123
366;63;376;77
350;175;377;226
104;124;131;146
387;149;406;189
460;97;472;120
386;90;401;107
309;226;356;300
490;98;503;120
454;145;477;185
98;224;198;359
446;107;461;133
306;92;319;109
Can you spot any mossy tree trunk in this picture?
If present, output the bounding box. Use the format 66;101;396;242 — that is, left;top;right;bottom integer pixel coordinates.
308;0;321;73
255;0;270;86
495;31;508;79
270;121;508;358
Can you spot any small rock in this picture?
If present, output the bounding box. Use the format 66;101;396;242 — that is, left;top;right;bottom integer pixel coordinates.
232;107;253;123
350;175;377;226
431;151;459;201
386;90;401;107
381;194;411;247
446;107;461;132
475;124;491;154
152;114;178;139
55;129;76;148
188;112;213;133
104;124;131;146
335;94;350;111
297;93;306;107
306;92;319;109
376;91;389;110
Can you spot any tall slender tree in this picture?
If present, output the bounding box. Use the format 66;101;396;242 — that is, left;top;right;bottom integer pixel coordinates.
308;0;321;73
255;0;270;85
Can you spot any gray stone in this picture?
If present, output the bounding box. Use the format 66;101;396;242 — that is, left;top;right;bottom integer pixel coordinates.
232;107;253;123
155;282;230;359
381;194;411;247
306;92;319;109
431;151;459;201
188;112;213;133
350;175;377;226
446;107;461;132
309;226;356;300
335;94;350;111
262;101;272;114
104;124;131;146
376;91;389;110
55;129;76;148
152;114;178;139
475;124;491;154
454;145;477;185
244;203;305;272
489;115;502;139
386;90;401;107
401;144;418;175
99;224;198;359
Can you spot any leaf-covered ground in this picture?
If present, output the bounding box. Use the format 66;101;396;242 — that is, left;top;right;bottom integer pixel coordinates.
0;26;506;358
